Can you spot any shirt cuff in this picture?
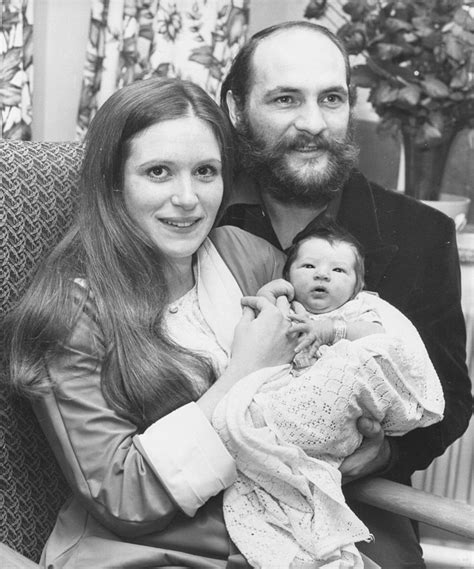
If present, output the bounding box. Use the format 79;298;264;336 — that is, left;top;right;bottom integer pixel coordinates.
135;402;237;516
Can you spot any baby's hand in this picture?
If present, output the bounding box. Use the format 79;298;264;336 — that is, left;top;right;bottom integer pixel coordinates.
289;314;335;356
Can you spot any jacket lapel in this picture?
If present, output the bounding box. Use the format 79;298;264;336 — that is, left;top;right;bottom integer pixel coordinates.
196;238;243;354
337;172;398;291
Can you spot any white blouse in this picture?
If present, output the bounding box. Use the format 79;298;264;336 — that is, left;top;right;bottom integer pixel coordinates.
164;285;230;392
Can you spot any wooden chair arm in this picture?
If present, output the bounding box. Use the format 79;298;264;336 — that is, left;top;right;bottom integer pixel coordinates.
345;477;474;539
0;543;39;568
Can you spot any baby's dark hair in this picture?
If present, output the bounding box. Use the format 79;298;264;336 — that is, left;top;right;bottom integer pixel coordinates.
283;220;366;294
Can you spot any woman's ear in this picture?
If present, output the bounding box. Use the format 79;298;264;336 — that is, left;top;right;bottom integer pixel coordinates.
226;90;241;128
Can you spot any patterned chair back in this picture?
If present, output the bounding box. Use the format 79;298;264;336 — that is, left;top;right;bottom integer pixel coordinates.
1;140;84;561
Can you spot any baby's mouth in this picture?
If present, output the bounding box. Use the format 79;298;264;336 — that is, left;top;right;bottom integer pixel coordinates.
312;286;328;294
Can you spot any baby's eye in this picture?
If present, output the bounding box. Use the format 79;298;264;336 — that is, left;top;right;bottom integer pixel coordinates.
148;165;169;180
333;267;345;273
195;164;219;179
302;263;315;269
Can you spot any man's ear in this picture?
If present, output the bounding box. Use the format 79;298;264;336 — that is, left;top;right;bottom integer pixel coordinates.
226;90;241;128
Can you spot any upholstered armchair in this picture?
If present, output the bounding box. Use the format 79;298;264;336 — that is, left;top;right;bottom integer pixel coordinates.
1;139;473;567
1;141;83;566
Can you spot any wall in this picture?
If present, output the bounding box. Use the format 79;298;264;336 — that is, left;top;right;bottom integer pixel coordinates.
32;0;89;141
248;0;307;35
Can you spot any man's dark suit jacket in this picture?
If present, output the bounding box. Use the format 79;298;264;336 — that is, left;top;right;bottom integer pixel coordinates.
220;170;472;484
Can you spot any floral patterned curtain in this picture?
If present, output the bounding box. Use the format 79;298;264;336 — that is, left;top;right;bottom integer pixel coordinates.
1;0;33;140
77;0;249;140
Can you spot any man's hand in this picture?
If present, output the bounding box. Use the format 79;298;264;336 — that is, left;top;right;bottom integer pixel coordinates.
340;417;391;484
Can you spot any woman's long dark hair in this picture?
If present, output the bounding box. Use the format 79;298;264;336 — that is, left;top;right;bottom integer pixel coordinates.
8;78;235;431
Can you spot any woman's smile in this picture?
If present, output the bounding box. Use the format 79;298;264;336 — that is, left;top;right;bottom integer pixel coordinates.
159;216;202;229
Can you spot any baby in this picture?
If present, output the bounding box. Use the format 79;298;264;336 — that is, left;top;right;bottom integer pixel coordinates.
212;222;445;569
273;222;385;372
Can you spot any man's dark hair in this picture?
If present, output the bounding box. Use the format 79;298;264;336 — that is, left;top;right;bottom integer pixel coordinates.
283;219;365;293
220;20;356;116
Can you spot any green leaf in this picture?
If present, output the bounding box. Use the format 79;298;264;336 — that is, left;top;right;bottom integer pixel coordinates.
453;7;474;30
337;22;367;55
411;17;432;37
444;35;464;61
450;68;469;89
375;42;404;60
303;0;328;20
384;17;412;33
372;82;399;104
342;0;371;22
398;84;422;106
421;76;450;98
421;31;443;49
403;32;418;43
415;123;442;145
351;64;379;88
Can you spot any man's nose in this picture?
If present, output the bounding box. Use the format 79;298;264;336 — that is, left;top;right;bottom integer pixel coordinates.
170;177;199;209
293;101;327;135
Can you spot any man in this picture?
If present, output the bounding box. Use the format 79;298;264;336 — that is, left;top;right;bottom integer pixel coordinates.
219;20;471;568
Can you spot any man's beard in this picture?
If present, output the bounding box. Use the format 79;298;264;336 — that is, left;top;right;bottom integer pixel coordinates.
235;114;359;207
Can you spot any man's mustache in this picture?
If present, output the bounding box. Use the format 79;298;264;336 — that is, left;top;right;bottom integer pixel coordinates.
277;133;346;154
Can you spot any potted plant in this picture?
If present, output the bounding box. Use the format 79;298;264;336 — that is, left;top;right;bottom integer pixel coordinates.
305;0;474;203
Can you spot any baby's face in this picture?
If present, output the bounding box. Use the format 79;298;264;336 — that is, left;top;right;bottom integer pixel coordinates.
288;237;358;314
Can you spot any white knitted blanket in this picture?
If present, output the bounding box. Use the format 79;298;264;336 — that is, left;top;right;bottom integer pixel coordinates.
212;296;444;569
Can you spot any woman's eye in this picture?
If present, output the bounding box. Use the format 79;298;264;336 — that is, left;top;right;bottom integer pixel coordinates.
148;165;168;179
195;165;219;179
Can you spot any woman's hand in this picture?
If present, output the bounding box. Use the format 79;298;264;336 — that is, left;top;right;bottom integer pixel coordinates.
256;278;295;305
230;296;298;376
197;296;297;419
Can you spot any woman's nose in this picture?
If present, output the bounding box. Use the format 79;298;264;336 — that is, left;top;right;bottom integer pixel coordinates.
294;101;327;135
170;177;199;209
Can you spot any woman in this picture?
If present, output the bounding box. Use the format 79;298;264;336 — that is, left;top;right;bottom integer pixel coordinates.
8;78;296;568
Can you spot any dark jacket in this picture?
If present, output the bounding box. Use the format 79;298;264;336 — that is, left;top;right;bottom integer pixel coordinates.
220;170;472;483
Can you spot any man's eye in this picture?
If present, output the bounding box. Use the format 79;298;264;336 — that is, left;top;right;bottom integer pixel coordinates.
323;93;345;106
148;165;168;179
275;95;294;105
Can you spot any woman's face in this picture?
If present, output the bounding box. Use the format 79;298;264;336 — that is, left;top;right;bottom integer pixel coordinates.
123;115;223;272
